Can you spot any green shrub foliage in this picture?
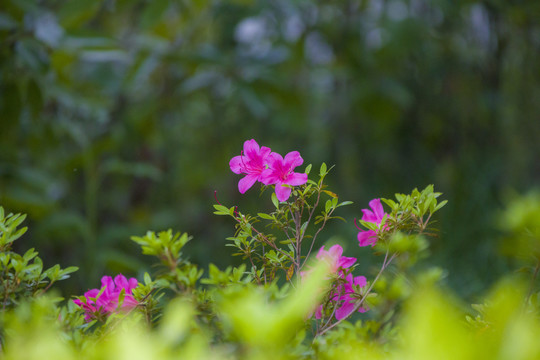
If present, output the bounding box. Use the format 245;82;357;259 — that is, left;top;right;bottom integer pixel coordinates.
2;155;540;358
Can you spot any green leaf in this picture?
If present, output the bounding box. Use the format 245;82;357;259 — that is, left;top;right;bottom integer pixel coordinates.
381;198;398;210
144;272;152;285
8;227;28;244
271;192;279;209
319;163;327;176
258;213;274;220
23;248;38;262
325;200;332;213
213;204;231;215
9;213;27;229
300;221;309;237
322;190;337;198
434;200;448;212
213;204;230;213
58;266;78;280
337;201;353;208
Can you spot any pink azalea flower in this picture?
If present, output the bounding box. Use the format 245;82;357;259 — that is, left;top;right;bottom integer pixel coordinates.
361;198;386;223
357;198;387;247
311;245;367;321
73;274;139;321
314;273;368;320
229;139;272;194
316;244;357;273
334;274;368;320
260;151;308;202
357;229;378;247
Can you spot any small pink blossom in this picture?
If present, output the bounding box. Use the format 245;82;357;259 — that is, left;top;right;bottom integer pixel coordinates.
357;198;387;247
73;274;139;321
229;139;272;194
310;245;367;321
361;198;386;223
333;274;368;320
316;244;356;273
260;151;308;202
315;273;368;320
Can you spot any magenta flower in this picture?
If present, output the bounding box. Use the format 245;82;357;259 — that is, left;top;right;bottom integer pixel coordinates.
357;198;387;247
73;274;139;321
310;244;367;321
357;230;377;247
315;273;368;320
229;139;272;194
260;151;308;202
333;274;368;320
316;244;357;273
361;198;386;224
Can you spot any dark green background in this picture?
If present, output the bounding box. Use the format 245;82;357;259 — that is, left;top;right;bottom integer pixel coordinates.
1;0;539;298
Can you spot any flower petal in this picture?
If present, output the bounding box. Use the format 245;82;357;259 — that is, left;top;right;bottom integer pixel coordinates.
315;305;323;319
357;230;377;247
275;184;292;202
259;146;272;159
243;139;260;159
101;276;115;292
338;256;357;269
353;275;367;287
283;151;304;168
84;289;100;299
265;152;284;169
259;168;278;185
285;172;308;186
114;274;128;289
238;174;259;194
368;198;385;221
121;295;139;309
335;301;356;320
229;155;245;174
128;278;138;291
316;246;326;259
361;208;377;223
328;244;343;259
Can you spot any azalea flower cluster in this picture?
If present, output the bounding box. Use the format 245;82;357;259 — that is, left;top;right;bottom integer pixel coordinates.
73;274;139;321
229;139;392;323
314;244;367;320
229;139;308;202
313;199;388;320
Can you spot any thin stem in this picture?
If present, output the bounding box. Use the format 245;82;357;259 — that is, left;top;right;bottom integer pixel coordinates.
290;207;302;273
299;190;326;270
247;252;261;285
303;189;322;235
37;280;55;296
300;208;334;270
321;300;339;330
251;223;296;265
420;213;432;233
262;244;267;284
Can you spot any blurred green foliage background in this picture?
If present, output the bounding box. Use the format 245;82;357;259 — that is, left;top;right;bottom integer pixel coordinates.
1;0;539;297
